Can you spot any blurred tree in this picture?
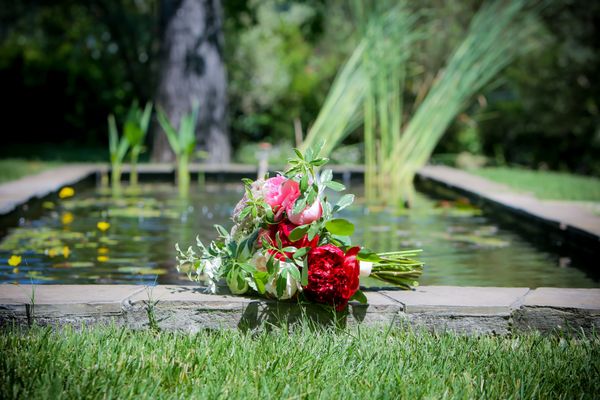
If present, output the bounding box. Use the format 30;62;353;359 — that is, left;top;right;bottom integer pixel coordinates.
152;0;230;163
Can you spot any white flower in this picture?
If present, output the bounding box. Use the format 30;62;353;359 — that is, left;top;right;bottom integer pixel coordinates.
250;251;268;272
200;257;221;293
264;261;302;300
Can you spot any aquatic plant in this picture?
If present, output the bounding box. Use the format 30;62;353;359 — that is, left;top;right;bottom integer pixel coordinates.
107;114;130;189
123;102;153;185
157;103;199;193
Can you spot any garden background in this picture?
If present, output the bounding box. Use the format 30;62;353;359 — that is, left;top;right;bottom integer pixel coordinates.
1;0;598;179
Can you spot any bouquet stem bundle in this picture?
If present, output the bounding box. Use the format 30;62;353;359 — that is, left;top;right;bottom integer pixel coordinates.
369;251;423;289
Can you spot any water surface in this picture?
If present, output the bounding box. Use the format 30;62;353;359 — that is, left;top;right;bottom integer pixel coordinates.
0;183;596;288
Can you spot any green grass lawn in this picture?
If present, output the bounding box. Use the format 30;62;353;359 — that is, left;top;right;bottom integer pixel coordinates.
470;167;600;202
1;325;598;399
0;159;61;184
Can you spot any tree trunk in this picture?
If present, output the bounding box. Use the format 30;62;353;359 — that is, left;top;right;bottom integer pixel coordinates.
152;0;230;163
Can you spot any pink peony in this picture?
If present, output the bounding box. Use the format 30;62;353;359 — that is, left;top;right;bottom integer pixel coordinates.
264;176;300;213
286;199;322;226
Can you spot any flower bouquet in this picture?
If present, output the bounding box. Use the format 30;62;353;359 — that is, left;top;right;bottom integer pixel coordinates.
176;149;423;311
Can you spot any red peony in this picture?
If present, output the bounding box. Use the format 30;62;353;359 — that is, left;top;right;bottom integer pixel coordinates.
303;244;360;311
259;220;319;260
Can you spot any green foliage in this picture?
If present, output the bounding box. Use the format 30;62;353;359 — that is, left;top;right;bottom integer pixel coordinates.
471;167;600;202
107;114;130;187
224;0;353;143
1;325;599;399
303;1;539;207
1;0;597;176
157;104;199;190
123;102;153;185
476;0;600;175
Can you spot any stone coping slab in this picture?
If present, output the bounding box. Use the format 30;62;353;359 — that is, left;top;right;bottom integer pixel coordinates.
0;164;99;215
418;165;600;238
381;286;529;315
523;288;600;310
1;284;598;334
0;284;146;315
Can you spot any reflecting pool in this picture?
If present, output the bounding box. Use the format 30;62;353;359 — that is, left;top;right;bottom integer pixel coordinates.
0;183;597;288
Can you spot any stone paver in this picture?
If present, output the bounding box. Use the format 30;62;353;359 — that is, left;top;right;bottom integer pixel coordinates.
0;284;145;315
419;165;600;238
381;286;529;315
0;164;99;214
523;288;600;310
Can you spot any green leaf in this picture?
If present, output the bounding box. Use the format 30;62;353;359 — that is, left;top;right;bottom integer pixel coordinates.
156;109;180;155
293;247;310;259
292;196;307;214
334;194;355;213
238;206;251;220
140;102;153;133
310;157;329;167
293;148;304;160
301;257;309;286
325;218;355;236
214;225;229;238
261;237;271;250
300;174;308;192
266;255;275;275
307;223;321;241
305;146;314;162
289;225;310;242
276;272;287;298
305;187;317;206
281;246;297;253
350;290;367;304
331;235;352;247
357;248;381;262
275;232;283;249
288;265;301;282
320;169;333;184
325;181;346;191
254;276;265;294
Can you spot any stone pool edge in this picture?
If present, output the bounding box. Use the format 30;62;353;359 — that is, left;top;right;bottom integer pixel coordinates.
1;285;598;335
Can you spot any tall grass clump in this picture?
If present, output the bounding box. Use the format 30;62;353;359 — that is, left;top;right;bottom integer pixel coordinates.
123;102;153;185
157;103;199;194
1;325;598;399
302;0;537;207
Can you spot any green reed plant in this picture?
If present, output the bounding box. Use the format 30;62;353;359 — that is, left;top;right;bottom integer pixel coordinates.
382;1;537;205
157;104;199;193
107;114;130;188
124;102;153;185
303;0;537;207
